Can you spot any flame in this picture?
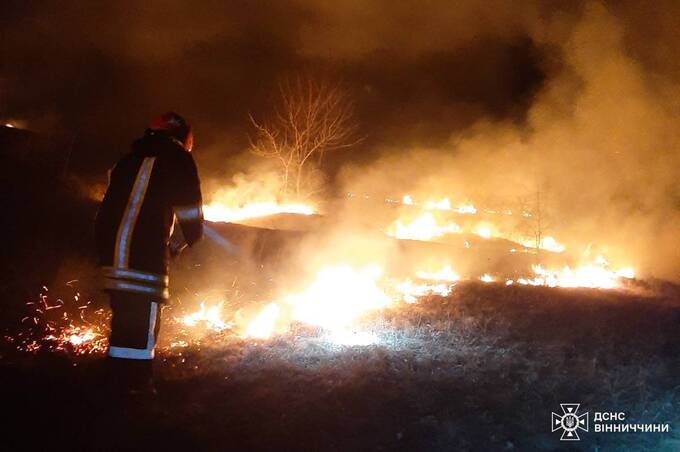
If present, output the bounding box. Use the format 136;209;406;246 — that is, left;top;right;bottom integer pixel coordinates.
181;302;231;332
67;329;95;346
415;264;460;282
245;303;280;339
384;195;635;292
203;201;315;223
519;235;566;253
202;172;316;223
425;198;451;210
480;274;495;283
388;212;462;241
515;257;634;289
289;265;391;329
395;279;452;303
389;195;571;257
395;264;459;303
474;224;493;239
245;265;392;341
424;198;478;215
399;194;477;215
540;236;566;253
455;203;477;214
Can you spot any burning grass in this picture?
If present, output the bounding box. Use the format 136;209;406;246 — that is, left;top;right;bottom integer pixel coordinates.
3;282;678;451
5;255;640;360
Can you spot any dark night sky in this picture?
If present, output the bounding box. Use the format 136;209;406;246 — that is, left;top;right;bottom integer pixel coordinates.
0;1;561;175
1;1;679;178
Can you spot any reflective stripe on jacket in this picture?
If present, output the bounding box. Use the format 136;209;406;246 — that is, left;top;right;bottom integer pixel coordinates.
95;132;203;300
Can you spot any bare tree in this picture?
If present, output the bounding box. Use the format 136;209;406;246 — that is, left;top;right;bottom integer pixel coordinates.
517;179;553;260
249;76;358;200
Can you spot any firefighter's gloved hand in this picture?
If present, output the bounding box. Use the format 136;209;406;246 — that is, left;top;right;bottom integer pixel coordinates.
170;241;188;258
169;224;188;259
169;234;188;258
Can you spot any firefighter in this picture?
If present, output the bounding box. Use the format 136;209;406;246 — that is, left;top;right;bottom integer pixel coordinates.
95;112;203;392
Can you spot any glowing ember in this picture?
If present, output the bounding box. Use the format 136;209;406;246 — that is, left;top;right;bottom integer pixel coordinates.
388;212;462;241
169;340;189;348
45;325;107;355
203;201;315;223
181;302;231;332
12;287;111;356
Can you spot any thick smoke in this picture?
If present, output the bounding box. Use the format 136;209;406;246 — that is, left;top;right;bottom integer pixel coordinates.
340;3;680;280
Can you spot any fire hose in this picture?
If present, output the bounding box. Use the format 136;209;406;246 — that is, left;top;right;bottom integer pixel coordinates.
203;223;240;255
170;222;239;257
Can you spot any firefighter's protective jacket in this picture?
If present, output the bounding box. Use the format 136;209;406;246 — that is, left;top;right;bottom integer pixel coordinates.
95;131;203;300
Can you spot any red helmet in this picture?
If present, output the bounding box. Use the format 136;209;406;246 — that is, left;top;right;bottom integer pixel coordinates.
148;112;194;152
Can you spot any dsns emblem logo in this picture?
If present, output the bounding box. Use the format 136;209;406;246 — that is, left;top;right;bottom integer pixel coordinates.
552;403;589;441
